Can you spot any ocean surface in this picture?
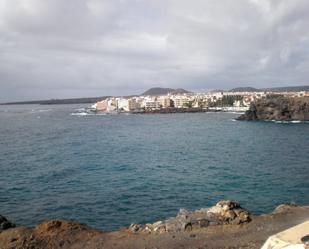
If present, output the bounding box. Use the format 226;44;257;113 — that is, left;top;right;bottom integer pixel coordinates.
0;104;308;231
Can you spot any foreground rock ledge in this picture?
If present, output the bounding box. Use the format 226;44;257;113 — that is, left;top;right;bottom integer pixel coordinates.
1;201;308;249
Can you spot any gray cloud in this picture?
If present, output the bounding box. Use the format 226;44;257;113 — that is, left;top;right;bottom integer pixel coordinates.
0;0;309;101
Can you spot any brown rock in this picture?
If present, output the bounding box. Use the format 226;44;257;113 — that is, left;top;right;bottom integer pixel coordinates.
216;200;240;210
152;221;166;233
224;210;236;220
273;204;298;214
129;224;143;233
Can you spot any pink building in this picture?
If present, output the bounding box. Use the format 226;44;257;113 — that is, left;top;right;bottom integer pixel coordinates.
96;100;108;112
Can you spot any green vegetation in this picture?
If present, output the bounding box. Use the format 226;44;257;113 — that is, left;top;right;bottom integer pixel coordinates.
183;101;194;108
212;95;244;107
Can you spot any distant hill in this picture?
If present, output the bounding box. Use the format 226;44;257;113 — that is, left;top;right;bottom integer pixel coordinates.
229;87;262;92
209;89;226;93
262;85;309;92
229;85;309;92
141;87;191;96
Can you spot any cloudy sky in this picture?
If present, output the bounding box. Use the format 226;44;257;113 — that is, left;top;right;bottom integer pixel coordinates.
0;0;309;101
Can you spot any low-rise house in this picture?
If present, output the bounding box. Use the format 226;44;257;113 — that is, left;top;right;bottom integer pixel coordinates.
96;99;108;112
107;98;118;112
118;98;130;112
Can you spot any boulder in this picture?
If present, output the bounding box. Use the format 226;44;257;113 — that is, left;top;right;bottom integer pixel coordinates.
206;200;250;224
191;218;209;229
165;218;191;232
273;203;298;214
0;215;15;232
128;223;143;233
144;221;166;233
166;200;250;232
216;200;241;210
152;221;166;233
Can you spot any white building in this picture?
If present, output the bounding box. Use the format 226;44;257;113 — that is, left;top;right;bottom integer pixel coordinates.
145;100;160;110
107;98;118;112
117;98;140;111
157;96;171;108
171;96;193;108
118;98;130;111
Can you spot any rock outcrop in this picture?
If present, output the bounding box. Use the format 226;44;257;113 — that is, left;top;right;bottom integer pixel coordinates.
237;96;309;121
0;220;102;249
129;200;251;233
0;215;15;232
272;203;298;214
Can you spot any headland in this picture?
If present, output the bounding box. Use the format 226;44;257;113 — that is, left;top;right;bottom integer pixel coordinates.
237;96;309;121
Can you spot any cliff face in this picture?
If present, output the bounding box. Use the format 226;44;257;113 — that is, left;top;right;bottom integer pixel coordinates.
237;96;309;121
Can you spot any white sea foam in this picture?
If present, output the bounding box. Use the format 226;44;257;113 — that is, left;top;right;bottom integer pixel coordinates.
30;109;52;114
274;120;306;124
274;121;286;124
71;112;90;116
71;111;111;116
231;118;307;124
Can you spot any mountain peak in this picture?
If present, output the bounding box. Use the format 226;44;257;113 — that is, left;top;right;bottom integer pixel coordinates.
229;87;261;92
141;87;191;96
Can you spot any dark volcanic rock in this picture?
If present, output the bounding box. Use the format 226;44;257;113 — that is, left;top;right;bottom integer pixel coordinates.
0;215;15;232
237;96;309;121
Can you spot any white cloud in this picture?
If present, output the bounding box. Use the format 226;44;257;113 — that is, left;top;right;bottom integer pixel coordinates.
0;0;309;101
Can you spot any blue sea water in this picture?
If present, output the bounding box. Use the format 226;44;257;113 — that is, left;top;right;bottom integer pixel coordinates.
0;104;308;231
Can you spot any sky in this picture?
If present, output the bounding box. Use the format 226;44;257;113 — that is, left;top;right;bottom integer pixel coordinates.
0;0;309;102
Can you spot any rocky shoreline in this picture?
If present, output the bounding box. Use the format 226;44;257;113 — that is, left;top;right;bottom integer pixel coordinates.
128;200;251;234
1;200;308;249
237;96;309;121
132;107;213;114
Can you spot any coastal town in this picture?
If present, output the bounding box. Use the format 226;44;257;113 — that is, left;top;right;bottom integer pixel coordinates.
91;88;309;113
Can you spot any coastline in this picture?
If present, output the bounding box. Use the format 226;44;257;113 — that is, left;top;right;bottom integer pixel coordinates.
132;107;215;114
1;201;308;249
89;107;247;115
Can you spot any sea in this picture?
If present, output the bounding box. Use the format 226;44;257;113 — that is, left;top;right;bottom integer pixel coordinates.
0;104;308;231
